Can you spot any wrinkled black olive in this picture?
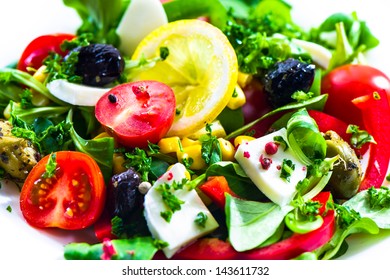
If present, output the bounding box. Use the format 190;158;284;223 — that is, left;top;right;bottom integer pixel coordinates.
262;58;315;108
74;44;125;87
110;168;142;219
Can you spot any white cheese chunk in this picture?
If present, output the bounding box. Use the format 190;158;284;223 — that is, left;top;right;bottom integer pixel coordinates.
234;128;307;206
144;163;219;258
46;79;110;106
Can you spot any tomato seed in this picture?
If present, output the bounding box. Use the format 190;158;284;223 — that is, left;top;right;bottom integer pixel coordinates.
108;93;117;103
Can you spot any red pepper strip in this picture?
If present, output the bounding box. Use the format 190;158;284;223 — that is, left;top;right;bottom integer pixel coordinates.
172;192;335;260
93;208;117;242
198;176;237;209
352;91;390;191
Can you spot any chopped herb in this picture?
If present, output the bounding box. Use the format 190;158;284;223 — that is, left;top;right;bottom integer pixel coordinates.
346;124;376;149
159;46;169;60
200;123;222;165
153;239;169;250
6;205;12;212
42;153;57;178
232;88;238;98
160;211;173;222
333;204;361;229
194;212;208;228
280;158;295;182
156;182;185;222
291;90;314;102
124;148;152;182
367;186;390;209
44;52;82;83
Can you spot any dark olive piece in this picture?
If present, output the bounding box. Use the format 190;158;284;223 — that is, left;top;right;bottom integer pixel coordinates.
110;168;142;219
324;131;363;199
74;44;125;87
262;58;315;108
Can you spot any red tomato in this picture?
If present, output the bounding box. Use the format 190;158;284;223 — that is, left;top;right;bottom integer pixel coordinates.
17;33;75;72
20;151;106;230
321;64;390;128
95;80;176;148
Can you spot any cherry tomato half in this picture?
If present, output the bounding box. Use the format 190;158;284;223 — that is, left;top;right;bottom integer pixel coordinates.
95;80;176;148
20;151;106;230
321;64;390;128
17;33;75;72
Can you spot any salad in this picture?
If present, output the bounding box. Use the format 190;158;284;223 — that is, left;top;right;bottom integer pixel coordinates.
1;0;390;261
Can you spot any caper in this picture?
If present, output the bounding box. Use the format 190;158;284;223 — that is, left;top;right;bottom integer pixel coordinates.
324;131;362;199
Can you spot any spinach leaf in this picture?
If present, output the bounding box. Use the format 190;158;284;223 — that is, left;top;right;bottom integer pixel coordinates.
64;236;158;260
206;161;267;201
225;193;292;251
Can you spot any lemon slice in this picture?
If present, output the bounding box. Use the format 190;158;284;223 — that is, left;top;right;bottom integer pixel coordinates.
131;19;238;137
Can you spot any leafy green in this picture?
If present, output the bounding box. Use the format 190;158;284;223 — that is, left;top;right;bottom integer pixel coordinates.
343;187;390;229
286;108;327;165
42;153;57;179
346;124;376;149
67;109;114;182
163;0;229;29
225;193;292;251
64;236;159;260
200;124;222;165
63;0;127;45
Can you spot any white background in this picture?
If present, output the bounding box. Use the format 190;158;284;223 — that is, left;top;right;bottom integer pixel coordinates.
0;0;390;263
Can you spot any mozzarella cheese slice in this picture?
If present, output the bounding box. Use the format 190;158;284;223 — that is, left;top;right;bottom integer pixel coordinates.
116;0;168;57
46;79;110;106
144;163;219;258
234;128;307;206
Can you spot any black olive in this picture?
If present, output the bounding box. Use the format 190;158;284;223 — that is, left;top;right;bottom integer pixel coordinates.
262;58;315;108
74;44;125;87
110;168;142;219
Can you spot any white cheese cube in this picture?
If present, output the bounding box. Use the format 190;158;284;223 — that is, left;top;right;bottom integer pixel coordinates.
234;128;307;206
144;163;219;258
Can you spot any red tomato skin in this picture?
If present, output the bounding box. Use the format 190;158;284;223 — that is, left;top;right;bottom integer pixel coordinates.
321;64;390;128
95;81;176;148
20;151;106;230
17;33;75;72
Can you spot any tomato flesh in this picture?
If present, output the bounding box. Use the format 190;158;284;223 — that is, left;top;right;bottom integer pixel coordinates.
17;33;75;72
95;80;176;148
20;151;106;230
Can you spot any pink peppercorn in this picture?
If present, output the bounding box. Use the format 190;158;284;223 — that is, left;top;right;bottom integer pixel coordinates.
265;141;279;155
243;151;251;158
259;154;272;170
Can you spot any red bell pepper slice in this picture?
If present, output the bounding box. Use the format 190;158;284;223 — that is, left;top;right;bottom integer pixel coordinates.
172;192;335;260
352;91;390;191
198;176;237;208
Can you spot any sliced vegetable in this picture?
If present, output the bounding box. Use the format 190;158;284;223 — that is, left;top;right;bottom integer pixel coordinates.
95;80;176;148
20;151;106;230
198;176;237;208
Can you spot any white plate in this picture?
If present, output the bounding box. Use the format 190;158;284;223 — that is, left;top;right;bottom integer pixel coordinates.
0;0;389;261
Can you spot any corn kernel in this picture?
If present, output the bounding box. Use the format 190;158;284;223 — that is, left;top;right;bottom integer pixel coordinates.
181;137;200;147
218;138;235;161
158;136;181;154
227;84;246;110
234;135;256;148
33;65;48;83
237;71;253;88
188;120;226;140
176;144;206;170
112;153;127;175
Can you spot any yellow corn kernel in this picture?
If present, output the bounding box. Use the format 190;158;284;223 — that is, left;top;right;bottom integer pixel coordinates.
227;84;246;110
234;135;256;148
188;120;226;140
176;144;206;170
237;71;253;88
181;137;200;147
158;136;181;154
167;164;191;180
33;65;48;83
218;138;235;161
112;153;127;175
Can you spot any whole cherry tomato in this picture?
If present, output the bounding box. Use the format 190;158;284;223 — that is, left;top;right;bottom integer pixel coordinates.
17;33;75;72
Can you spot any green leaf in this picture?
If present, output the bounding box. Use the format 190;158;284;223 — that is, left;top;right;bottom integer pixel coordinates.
225;194;292;251
64;236;159;260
